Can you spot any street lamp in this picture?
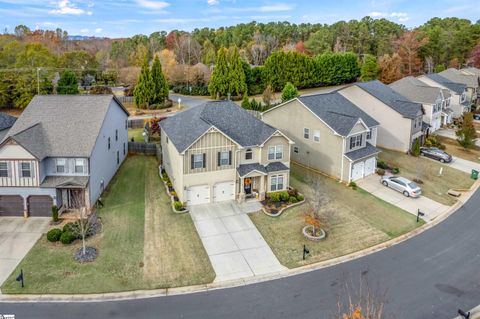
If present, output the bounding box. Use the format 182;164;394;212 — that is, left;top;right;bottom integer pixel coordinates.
178;98;181;109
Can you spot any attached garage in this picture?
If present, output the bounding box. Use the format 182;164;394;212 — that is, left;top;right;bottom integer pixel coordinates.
0;195;24;216
28;196;53;217
351;157;377;181
213;181;235;203
186;185;210;206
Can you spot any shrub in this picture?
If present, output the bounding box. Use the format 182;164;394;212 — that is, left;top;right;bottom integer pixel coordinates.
296;194;304;202
51;205;59;222
392;167;400;174
413;178;424;184
288;196;298;204
63;222;76;233
173;201;184;211
288;188;298;197
377;160;389;170
170;191;177;197
279;191;290;202
47;228;62;242
167;181;172;187
348;181;357;190
376;168;386;176
438;144;446;150
269;192;281;202
60;231;76;245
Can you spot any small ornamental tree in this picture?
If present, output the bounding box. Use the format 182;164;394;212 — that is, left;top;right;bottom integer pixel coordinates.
281;82;299;102
456;112;477;149
241;94;250;109
134;59;154;109
303;204;322;236
360;54;379;81
262;84;274;108
57;70;79;94
151;55;169;106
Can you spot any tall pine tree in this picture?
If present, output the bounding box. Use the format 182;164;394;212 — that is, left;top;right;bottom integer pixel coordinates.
208;47;230;99
151;56;169;106
360;54;379;81
57;70;79;94
134;59;154;109
228;46;247;98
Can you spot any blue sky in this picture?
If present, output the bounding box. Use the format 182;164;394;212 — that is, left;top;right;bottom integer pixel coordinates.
1;0;479;38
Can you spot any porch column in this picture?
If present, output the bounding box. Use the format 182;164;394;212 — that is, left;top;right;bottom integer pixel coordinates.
238;177;245;203
259;175;266;201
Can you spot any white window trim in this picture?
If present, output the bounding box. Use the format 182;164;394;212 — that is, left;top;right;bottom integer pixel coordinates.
193;154;203;169
0;161;9;177
56;159;66;173
268;145;283;160
303;128;310;139
20;162;32;178
245;148;253;160
293;146;299;154
270;174;284;192
219;151;230;166
74;159;85;174
313;130;320;142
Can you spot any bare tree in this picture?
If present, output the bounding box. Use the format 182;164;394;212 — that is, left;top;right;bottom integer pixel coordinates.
69;191;96;257
248;32;279;65
174;33;202;65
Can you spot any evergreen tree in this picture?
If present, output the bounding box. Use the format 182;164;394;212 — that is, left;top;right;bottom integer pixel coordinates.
360;54;379;81
456;112;477;149
228;47;247;97
208;47;230;99
434;64;445;73
281;82;299;102
151;55;169;106
134;59;154;109
241;94;251;109
57;70;79;94
411;138;421;157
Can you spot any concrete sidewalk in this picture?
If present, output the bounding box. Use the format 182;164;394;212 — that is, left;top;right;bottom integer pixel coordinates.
357;175;450;221
189;201;286;282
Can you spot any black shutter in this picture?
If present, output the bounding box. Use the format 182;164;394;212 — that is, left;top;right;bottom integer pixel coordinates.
217;152;221;166
191;154;194;169
228;151;232;165
202;153;206;168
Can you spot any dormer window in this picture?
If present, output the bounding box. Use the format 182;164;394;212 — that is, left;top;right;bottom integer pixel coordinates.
75;159;85;174
349;135;362;149
56;159;66;173
245;148;253;160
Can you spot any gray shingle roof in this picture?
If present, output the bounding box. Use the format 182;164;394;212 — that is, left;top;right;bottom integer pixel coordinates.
40;175;89;188
440;68;479;88
344;142;380;161
0;112;16;131
160;101;278;153
2;95;128;160
424;73;467;94
265;162;289;173
236;162;289;177
354;80;423;119
297;92;379;136
461;67;480;76
390;77;444;104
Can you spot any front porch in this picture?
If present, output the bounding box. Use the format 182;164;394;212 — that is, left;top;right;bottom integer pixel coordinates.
40;175;90;214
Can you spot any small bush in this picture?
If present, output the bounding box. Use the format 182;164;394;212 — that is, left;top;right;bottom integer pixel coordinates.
51;205;59;222
287;188;298;197
269;192;281;202
170;190;177;197
288;196;298;204
296;194;304;202
60;231;76;245
173;201;184;211
438;144;446;150
376;168;386;176
47;228;62;242
279;191;290;202
167;181;173;187
63;222;76;233
377;160;390;170
348;181;357;190
413;178;424;184
392;167;400;174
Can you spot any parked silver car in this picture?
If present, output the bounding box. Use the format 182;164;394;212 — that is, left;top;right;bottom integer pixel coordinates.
420;147;452;163
380;176;422;198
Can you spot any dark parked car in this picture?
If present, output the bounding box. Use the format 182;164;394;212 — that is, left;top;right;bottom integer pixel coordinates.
473;113;480;121
420;147;452;163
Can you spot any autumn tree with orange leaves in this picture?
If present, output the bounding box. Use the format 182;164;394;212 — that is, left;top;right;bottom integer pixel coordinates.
395;29;429;76
378;53;402;84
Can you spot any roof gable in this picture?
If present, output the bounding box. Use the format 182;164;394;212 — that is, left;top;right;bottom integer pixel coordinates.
390;77;444;104
0;112;17;131
424;74;467;94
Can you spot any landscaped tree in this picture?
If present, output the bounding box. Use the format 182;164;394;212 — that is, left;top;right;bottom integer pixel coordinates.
411;138;421;157
241;94;250;109
134;59;154;109
315;52;361;86
262;84;274;108
379;53;402;84
227;46;247;98
456;112;477;149
304;205;322;237
208;47;230;99
281;82;299;102
57;70;79;94
151;55;169;106
434;64;446;72
360;54;379;81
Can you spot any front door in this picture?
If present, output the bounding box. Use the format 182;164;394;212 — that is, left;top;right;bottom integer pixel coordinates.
244;178;252;195
64;189;85;209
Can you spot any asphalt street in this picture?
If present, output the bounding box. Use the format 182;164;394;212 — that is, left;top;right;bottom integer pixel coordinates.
2;186;480;319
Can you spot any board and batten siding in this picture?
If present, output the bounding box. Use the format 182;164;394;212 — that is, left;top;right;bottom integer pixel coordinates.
0;142;39;187
183;130;237;174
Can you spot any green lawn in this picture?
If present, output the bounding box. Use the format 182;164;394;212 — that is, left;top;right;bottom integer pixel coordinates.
249;164;423;269
1;155;214;294
436;136;480;163
128;128;146;142
379;148;474;206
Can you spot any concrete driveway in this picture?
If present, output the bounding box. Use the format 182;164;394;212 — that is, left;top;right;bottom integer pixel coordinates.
357;175;450;221
189;201;286;282
0;217;50;286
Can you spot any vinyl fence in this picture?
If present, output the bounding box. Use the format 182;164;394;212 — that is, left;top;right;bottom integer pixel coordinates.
128;142;157;155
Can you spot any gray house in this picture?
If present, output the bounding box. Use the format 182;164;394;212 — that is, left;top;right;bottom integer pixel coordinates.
0;113;17;141
0;95;129;217
439;68;478;106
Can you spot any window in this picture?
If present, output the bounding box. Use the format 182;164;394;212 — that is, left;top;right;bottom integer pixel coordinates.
303;128;310;139
0;161;9;177
123;143;126;155
56;159;66;173
366;130;372;140
125;120;128;130
349;135;362;149
115;129;118;141
245;148;253;160
108;137;111;150
313;130;320;142
268;145;283;160
192;153;205;169
166;136;169;144
293;146;299;154
20;162;31;178
218;151;231;166
270;175;284;191
74;159;85;174
117;151;120;165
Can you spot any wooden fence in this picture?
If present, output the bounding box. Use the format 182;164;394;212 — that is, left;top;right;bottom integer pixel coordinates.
118;96;134;103
128;142;157;155
128;118;145;129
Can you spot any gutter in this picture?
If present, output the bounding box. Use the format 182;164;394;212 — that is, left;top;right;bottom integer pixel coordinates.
340;137;346;182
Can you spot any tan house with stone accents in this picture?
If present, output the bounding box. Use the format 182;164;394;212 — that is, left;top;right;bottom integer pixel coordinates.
160;101;293;206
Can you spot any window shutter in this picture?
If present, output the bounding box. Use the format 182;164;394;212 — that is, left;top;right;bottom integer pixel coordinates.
228;151;232;165
217;152;221;166
191;154;194;170
202;153;206;168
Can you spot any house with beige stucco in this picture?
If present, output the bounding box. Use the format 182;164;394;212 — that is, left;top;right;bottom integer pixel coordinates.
159;101;293;206
262;92;380;183
338;80;426;153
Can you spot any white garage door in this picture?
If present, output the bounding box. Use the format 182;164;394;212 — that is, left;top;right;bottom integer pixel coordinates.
214;181;235;203
364;157;376;177
351;161;364;181
187;185;210;206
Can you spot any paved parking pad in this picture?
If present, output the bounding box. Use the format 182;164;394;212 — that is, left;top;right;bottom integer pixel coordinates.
190;202;286;282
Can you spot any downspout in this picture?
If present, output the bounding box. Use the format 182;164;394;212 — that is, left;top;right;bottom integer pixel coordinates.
340;137;345;183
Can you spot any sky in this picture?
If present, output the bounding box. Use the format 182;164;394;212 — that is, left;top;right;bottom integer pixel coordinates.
0;0;479;38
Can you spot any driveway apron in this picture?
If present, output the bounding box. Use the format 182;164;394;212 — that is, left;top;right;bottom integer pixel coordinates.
189;202;286;282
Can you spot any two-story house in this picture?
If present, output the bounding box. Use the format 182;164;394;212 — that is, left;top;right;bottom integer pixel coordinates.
439;68;479;106
160;101;293;206
338;80;425;153
0;95;129;217
417;73;471;118
390;76;452;131
262;92;380;183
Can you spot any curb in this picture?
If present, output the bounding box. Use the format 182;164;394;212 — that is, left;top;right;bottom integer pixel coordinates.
1;178;479;303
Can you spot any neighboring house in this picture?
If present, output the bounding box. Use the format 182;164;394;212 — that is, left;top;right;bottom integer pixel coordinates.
439;68;479;106
390;76;452;131
0;113;17;141
461;67;480;101
0;95;129;217
338;80;425;153
262;92;380;183
160;101;293;206
417;73;471;118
